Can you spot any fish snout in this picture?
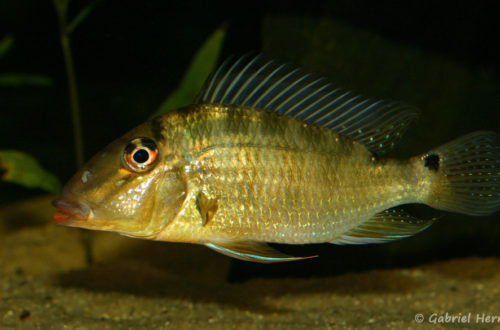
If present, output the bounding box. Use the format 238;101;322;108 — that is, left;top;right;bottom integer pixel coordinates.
52;199;92;224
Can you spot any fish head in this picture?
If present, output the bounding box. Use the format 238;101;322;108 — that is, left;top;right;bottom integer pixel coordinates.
53;118;187;238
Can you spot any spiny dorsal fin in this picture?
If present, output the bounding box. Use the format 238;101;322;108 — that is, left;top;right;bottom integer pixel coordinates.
205;240;317;263
330;208;436;245
196;54;419;154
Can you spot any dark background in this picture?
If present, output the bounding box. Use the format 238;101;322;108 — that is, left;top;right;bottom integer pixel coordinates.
1;0;498;279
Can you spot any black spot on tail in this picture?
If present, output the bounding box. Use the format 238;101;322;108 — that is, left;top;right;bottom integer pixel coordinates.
424;153;440;171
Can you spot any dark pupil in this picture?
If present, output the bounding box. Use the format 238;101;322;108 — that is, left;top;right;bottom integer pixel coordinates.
133;148;149;164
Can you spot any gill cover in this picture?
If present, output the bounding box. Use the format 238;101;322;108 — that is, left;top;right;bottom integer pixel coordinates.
54;119;188;238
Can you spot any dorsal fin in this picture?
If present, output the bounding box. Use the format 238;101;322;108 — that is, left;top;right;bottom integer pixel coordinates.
195;54;419;154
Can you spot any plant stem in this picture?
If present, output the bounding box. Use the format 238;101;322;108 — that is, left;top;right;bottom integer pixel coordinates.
60;35;84;168
60;35;93;265
53;0;92;265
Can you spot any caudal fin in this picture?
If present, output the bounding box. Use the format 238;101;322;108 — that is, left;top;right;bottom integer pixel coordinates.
424;131;499;216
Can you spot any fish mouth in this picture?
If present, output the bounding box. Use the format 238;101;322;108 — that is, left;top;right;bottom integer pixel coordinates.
52;199;92;225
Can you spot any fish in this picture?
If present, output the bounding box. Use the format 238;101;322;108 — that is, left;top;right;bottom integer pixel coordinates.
53;55;500;263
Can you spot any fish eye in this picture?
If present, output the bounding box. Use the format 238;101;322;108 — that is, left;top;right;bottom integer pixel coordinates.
123;138;159;172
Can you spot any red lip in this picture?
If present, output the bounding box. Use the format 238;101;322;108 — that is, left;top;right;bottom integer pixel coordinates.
52;199;91;224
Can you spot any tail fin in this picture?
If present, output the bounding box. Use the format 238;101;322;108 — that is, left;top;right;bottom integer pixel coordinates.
424;131;499;216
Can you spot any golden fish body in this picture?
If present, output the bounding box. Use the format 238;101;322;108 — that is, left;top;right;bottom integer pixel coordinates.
53;55;499;262
156;104;427;244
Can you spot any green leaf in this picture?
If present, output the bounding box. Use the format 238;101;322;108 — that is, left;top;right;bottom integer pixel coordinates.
0;35;14;58
66;0;101;35
0;73;53;87
153;23;227;117
0;151;61;194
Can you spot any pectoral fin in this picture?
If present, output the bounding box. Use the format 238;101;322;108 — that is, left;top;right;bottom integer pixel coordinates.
196;192;218;226
205;241;317;263
330;208;436;245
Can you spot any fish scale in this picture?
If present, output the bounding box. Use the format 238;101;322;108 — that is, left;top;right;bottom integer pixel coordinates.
164;105;424;244
53;55;499;262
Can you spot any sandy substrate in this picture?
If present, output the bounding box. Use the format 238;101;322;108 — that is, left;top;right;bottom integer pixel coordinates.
1;196;499;329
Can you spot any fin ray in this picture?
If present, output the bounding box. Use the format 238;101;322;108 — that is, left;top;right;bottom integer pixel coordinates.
196;192;218;226
330;208;436;245
205;241;317;263
196;55;418;154
424;131;500;215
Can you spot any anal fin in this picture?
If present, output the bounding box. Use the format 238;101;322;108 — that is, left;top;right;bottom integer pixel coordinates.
330;208;436;245
205;241;317;263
